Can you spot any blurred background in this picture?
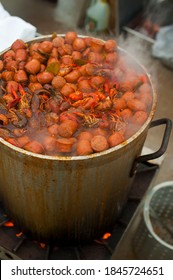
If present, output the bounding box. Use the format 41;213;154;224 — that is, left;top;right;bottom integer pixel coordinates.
0;0;173;184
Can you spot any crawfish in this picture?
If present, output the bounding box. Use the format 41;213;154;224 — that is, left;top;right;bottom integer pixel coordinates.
96;97;112;111
83;114;100;127
109;112;126;133
74;112;100;128
7;108;27;128
72;92;103;110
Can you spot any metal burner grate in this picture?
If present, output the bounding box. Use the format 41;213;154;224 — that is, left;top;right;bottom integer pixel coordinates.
0;162;158;260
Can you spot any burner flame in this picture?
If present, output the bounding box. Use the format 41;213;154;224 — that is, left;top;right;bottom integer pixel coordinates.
39;242;46;249
16;232;23;237
3;221;14;227
102;232;111;240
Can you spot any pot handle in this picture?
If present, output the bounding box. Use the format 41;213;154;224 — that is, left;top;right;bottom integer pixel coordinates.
130;118;172;177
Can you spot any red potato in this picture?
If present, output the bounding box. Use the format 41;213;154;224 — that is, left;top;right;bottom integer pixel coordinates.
76;139;93;156
90;75;105;88
52;36;64;48
24;140;45;154
56;137;76;153
11;39;26;52
2;71;14;81
113;98;127;110
61;83;76;96
3;50;15;60
6;81;19;94
72;51;82;61
31;49;47;63
65;31;77;44
17;135;30;147
42;136;57;152
38;41;53;54
104;39;117;52
90;39;104;53
77;131;93;141
73;38;86;52
88;52;103;64
127;98;147;112
77;79;92;92
131;110;148;125
25;59;41;74
91;135;109;152
52;75;66;90
50;47;59;58
105;52;118;65
64;69;81;83
79;65;88;76
58;119;78;138
61;55;74;65
79;63;97;76
122;91;135;102
28;82;43;93
15;49;28;62
120;108;133;122
48;123;60;136
58;66;72;77
29;42;40;56
57;44;72;56
108;132;124;147
5;60;18;71
37;71;54;84
14;70;28;83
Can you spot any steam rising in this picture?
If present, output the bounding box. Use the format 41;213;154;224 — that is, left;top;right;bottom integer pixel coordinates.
118;34;158;87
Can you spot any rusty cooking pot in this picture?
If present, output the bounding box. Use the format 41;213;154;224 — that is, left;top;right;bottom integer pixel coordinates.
0;34;172;244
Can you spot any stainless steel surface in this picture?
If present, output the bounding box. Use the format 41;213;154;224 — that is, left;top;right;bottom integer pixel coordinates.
0;35;157;243
133;181;173;259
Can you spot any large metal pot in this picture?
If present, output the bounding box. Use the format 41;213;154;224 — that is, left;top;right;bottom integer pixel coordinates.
0;35;171;244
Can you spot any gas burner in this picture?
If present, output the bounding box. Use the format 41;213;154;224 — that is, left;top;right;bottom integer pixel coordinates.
0;162;158;260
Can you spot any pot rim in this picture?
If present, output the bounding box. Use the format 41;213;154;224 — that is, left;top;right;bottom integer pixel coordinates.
0;34;157;161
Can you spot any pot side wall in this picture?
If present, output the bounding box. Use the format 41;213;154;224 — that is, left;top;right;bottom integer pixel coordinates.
0;127;148;243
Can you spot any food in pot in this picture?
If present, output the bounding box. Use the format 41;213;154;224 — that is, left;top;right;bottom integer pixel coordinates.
0;32;153;156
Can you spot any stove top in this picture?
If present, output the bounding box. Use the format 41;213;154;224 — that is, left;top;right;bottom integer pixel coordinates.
0;162;158;260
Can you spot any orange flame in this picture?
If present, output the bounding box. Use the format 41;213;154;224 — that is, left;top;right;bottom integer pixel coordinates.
3;221;14;227
102;232;111;240
39;242;46;249
16;232;23;237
